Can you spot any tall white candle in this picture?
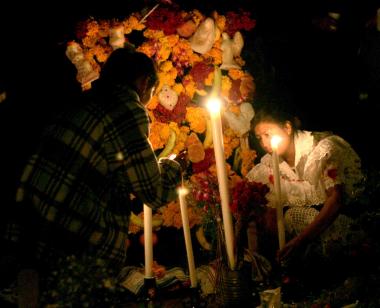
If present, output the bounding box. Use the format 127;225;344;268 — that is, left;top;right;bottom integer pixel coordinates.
143;204;154;278
178;186;197;287
270;136;286;250
207;97;236;270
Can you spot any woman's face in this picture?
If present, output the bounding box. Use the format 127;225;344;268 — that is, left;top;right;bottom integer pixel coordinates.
254;121;292;156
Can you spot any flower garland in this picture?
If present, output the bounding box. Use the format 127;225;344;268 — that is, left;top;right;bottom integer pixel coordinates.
66;5;259;232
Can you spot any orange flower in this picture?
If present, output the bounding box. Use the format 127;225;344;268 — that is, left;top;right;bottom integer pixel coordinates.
143;29;165;39
149;122;170;150
228;69;245;80
161;199;202;229
241;149;257;177
186;107;207;134
123;14;145;34
182;75;196;99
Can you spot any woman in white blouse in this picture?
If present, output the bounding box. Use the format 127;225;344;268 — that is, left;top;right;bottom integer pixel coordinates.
246;104;365;264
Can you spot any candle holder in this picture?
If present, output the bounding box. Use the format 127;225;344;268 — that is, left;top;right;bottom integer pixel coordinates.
216;266;251;307
142;277;157;307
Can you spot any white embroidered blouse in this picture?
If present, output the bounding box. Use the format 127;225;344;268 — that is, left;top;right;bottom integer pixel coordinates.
246;131;364;208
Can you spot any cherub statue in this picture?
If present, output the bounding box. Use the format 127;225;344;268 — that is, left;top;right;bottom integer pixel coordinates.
109;24;126;50
189;17;217;54
65;41;99;88
224;103;254;137
220;31;244;70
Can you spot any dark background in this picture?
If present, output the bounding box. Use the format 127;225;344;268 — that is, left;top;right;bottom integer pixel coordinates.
0;0;379;205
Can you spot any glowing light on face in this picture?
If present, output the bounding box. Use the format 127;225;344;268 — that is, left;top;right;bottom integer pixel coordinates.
206;97;221;115
270;135;282;151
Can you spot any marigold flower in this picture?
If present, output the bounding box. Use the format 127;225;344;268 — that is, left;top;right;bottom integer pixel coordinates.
228;69;245;80
186;107;207;134
146;95;159;110
123;15;145;34
82;36;98;48
156;45;172;62
191;9;204;27
214;12;226;32
143;29;165;39
162;35;179;48
182;75;196;98
173;141;185;154
92;45;112;63
172;83;184;95
161;200;202;229
149;122;170;150
160;61;173;72
204;71;214;87
137;42;156;58
203;47;223;65
86;20;100;37
221;75;232;98
98;20;110;37
241;149;257;177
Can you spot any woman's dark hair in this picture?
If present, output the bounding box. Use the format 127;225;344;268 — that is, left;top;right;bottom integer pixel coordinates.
251;103;301;132
99;48;158;90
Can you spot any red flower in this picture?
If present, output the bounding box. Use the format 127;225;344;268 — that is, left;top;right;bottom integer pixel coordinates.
192;149;215;174
225;11;256;37
146;7;184;35
230;179;269;219
189;62;214;90
228;79;242;103
153;93;190;123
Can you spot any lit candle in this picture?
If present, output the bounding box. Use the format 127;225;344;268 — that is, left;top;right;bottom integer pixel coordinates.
143;204;154;278
178;186;197;287
207;95;236;270
270;135;286;250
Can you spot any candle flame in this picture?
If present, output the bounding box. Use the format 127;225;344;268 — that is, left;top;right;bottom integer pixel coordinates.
206;97;221;114
177;186;189;196
270;135;282;150
115;152;124;160
168;153;177;160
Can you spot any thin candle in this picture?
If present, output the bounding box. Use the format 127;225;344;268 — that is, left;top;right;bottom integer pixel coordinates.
144;204;154;278
178;186;197;287
207;96;236;270
270;135;286;250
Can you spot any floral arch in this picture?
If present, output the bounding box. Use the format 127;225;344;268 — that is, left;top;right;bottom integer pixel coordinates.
65;5;262;248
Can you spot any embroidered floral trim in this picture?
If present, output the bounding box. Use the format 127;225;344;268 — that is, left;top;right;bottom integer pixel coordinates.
247;131;364;208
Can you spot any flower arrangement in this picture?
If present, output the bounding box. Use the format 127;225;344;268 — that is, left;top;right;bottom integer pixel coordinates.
230;179;269;266
66;4;259;246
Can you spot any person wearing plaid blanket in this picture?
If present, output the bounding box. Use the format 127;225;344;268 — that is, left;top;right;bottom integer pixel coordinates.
1;48;185;299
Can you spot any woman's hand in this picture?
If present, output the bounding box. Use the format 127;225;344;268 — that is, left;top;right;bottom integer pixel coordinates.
173;150;188;173
278;186;343;264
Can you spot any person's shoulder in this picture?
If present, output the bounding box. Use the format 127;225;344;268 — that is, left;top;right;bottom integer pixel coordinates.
311;131;334;145
311;132;358;160
245;153;273;184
